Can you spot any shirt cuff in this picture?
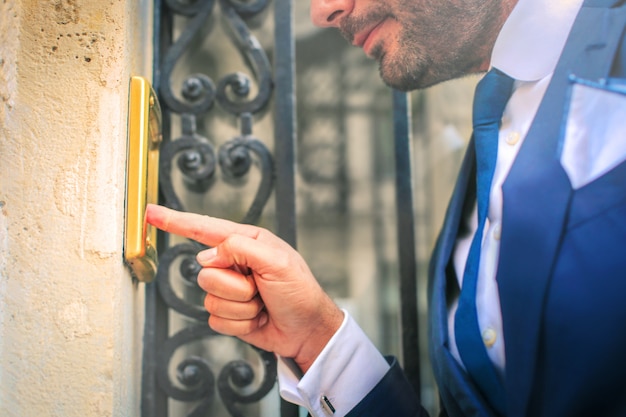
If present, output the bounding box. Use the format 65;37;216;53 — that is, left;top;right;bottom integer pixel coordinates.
277;309;390;417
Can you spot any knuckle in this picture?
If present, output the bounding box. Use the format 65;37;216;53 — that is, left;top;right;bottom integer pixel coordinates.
240;320;258;336
253;227;268;240
203;294;217;313
207;315;227;334
242;283;257;302
271;251;292;272
208;315;256;337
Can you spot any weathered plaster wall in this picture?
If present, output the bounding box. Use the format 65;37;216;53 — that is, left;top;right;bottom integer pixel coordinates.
0;0;152;415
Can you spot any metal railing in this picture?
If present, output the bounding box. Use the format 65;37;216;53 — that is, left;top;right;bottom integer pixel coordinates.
141;0;419;416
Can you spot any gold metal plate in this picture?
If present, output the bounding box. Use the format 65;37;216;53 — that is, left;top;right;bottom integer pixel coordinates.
124;76;162;282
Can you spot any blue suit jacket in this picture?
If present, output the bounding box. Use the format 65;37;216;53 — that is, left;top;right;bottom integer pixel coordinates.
347;0;626;416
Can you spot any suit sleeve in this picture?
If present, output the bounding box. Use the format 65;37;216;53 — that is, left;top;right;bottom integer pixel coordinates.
278;311;432;417
345;356;429;417
278;311;393;416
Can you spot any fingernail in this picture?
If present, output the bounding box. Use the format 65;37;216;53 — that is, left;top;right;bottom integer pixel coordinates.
197;247;217;264
258;312;269;327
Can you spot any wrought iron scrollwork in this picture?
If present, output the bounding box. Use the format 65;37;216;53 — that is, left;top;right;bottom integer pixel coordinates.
150;0;279;415
157;326;217;416
158;0;275;219
156;242;209;321
160;0;217;115
156;323;277;417
159;111;274;222
218;113;274;225
217;0;273;115
217;350;277;417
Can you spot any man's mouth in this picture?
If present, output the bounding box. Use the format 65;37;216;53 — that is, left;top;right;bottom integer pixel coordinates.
352;20;386;56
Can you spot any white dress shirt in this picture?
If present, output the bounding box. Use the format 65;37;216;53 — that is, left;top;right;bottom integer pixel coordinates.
448;0;583;376
278;0;585;415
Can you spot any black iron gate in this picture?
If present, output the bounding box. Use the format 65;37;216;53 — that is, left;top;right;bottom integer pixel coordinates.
141;0;420;416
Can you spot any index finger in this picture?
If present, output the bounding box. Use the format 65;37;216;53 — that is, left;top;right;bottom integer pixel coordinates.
145;204;260;247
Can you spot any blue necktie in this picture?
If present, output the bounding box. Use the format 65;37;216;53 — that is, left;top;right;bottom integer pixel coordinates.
454;68;514;415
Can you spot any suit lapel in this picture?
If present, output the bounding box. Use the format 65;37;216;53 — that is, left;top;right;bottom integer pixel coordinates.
498;3;626;416
430;140;476;286
429;137;474;364
428;141;499;417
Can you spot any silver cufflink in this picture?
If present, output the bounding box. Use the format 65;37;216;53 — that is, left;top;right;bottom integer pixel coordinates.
321;395;336;414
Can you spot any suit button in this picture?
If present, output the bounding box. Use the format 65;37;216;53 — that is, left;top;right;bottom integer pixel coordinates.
482;327;497;348
505;131;521;145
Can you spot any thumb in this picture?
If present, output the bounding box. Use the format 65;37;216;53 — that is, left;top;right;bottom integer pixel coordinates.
196;246;219;266
196;246;250;277
195;238;253;278
196;233;288;280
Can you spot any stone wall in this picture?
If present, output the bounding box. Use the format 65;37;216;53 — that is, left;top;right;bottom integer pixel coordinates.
0;0;152;415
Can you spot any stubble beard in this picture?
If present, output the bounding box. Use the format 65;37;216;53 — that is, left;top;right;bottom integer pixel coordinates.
380;23;497;90
372;40;432;91
375;30;472;91
339;10;432;91
343;1;506;91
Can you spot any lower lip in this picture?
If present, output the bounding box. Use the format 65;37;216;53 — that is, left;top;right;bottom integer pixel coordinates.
363;21;384;56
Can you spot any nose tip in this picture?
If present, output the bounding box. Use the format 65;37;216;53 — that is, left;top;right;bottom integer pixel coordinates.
310;0;350;28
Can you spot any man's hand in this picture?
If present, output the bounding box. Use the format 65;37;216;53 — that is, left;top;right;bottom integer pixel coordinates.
145;204;344;373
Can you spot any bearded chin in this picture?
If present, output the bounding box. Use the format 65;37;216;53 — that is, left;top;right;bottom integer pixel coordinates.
378;49;460;91
378;55;425;92
380;67;420;91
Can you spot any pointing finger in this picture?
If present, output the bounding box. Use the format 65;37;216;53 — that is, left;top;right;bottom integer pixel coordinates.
145;204;260;247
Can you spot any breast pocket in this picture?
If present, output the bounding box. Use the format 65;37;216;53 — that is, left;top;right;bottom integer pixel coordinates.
559;75;626;229
559;75;626;190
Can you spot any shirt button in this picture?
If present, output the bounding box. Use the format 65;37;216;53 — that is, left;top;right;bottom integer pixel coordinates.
505;131;521;146
493;223;502;241
482;327;497;348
